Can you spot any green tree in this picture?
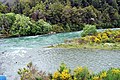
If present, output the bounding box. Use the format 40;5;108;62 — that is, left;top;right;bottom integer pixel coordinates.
0;2;8;13
107;0;119;10
30;1;46;21
82;5;101;24
92;0;102;8
10;14;33;36
36;19;53;34
52;24;64;33
0;13;15;35
23;3;31;16
47;1;64;24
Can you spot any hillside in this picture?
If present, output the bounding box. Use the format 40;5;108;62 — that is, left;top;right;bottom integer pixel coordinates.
0;0;120;37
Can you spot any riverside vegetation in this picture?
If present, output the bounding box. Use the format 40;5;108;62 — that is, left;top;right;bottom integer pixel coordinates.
1;0;120;37
0;0;120;80
18;62;120;80
52;25;120;50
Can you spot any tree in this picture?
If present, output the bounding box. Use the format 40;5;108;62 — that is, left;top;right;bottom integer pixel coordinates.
92;0;102;8
106;0;119;10
36;19;52;34
0;13;15;35
30;1;46;21
10;14;35;36
82;0;89;7
82;5;101;24
52;24;64;33
0;2;8;13
23;3;31;16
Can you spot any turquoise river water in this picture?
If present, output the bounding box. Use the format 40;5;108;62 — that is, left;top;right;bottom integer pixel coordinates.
0;29;120;80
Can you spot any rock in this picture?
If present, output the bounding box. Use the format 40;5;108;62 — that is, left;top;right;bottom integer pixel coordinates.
104;43;114;47
48;31;56;35
2;52;4;54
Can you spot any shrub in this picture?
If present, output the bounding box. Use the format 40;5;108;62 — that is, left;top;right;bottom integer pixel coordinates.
18;63;120;80
31;20;42;35
74;67;90;80
10;14;44;36
52;24;64;33
0;13;14;35
0;3;8;13
64;29;120;45
5;13;16;23
30;1;46;21
52;63;71;80
63;23;71;32
18;62;49;80
10;14;32;36
67;23;84;31
115;38;120;42
36;19;52;34
94;68;120;80
97;22;113;29
81;25;97;37
101;33;109;43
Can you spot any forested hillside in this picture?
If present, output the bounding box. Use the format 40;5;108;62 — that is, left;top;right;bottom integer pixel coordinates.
0;0;120;37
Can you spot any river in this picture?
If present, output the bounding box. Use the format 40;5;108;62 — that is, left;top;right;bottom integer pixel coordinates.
0;29;120;80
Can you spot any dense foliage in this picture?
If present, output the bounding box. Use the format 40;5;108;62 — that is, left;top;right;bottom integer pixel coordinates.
53;28;120;49
78;29;120;44
18;62;120;80
0;13;15;35
0;0;120;37
0;13;54;37
64;29;120;45
81;25;97;37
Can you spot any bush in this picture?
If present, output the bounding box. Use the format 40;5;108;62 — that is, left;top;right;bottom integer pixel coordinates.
18;62;49;80
31;20;42;35
0;13;54;37
5;13;16;23
0;3;9;13
105;68;120;80
10;14;44;36
30;1;46;21
0;13;14;35
81;25;97;37
10;14;31;36
74;67;90;80
63;23;71;32
67;23;84;31
36;19;53;34
52;63;71;80
97;22;113;29
18;63;120;80
52;24;64;33
65;29;120;45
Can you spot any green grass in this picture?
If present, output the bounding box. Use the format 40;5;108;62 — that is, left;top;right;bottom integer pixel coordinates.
49;43;120;50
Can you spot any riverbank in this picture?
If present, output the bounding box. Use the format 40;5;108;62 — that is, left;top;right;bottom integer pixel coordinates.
0;34;8;38
50;43;120;50
50;29;120;50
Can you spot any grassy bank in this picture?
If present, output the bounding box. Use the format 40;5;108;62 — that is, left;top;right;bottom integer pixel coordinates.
50;29;120;50
51;43;120;50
